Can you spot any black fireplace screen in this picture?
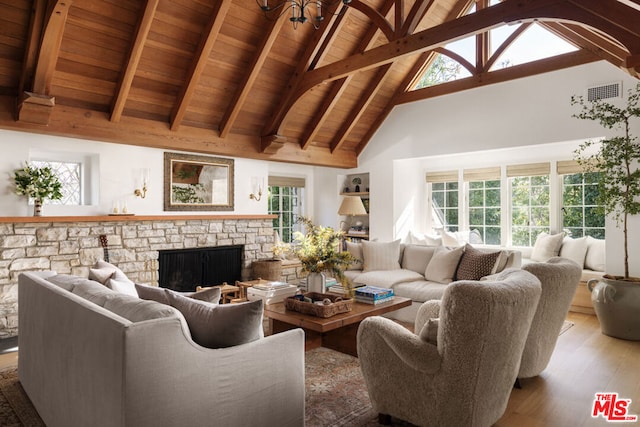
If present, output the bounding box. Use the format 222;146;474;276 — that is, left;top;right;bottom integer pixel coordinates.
158;245;243;292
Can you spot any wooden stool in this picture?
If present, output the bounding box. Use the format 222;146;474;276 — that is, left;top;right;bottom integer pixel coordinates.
196;283;241;304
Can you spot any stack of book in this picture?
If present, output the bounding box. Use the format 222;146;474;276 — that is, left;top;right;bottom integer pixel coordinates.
355;285;394;304
327;283;365;296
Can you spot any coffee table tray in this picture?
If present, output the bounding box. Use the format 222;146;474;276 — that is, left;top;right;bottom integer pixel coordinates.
284;292;353;318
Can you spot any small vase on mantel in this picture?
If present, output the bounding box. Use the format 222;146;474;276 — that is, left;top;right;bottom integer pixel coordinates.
307;272;326;294
33;199;42;217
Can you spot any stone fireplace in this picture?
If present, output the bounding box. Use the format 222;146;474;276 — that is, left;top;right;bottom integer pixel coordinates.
0;214;306;338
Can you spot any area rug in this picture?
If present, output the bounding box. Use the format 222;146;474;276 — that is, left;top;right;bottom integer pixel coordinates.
0;368;44;427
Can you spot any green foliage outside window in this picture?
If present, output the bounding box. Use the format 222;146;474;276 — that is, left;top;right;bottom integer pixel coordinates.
432;181;459;232
562;172;605;239
511;175;550;246
269;186;303;243
469;179;501;244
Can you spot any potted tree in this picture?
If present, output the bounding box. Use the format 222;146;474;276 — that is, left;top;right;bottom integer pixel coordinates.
13;163;63;216
572;82;640;340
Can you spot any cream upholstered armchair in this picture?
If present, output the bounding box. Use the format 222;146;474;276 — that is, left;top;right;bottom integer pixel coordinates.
357;269;542;426
518;257;582;380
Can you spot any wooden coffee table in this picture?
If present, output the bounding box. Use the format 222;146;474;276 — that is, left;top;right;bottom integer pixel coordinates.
264;296;411;357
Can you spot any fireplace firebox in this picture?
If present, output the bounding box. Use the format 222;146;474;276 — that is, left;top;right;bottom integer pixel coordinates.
158;245;243;292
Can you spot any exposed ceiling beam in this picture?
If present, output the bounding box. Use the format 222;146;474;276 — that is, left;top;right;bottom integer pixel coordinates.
170;0;233;131
297;0;640;96
218;13;287;138
18;0;47;99
484;22;530;71
32;0;73;95
542;22;627;65
395;49;599;105
111;0;159;123
348;0;394;40
401;0;437;36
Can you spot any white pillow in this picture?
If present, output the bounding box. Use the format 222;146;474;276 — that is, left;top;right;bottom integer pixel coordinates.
424;245;465;284
559;236;589;268
585;236;606;271
361;240;401;272
530;232;564;262
93;260;137;296
345;241;363;270
409;231;442;246
441;230;462;247
106;278;138;297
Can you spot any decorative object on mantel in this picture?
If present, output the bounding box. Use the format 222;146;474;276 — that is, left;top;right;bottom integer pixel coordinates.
572;82;640;340
13;163;63;216
257;0;352;29
351;177;361;193
292;217;356;296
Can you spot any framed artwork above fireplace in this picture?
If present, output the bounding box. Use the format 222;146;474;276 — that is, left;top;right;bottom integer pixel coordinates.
164;152;234;211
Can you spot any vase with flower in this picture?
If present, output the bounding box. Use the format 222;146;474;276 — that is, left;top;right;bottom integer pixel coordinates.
13;163;63;216
293;217;357;296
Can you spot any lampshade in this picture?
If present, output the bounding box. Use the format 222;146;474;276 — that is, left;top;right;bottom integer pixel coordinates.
338;196;367;216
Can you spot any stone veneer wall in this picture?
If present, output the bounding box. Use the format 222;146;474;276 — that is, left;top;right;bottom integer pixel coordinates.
0;216;305;338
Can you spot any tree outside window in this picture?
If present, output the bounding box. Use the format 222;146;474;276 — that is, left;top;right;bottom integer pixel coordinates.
432;182;459;232
469;179;501;244
268;185;304;243
562;172;605;239
511;175;550;246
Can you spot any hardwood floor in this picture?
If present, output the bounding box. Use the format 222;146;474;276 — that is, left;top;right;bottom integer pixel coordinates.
0;312;638;426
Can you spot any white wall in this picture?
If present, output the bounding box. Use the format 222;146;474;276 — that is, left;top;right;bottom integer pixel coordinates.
0;129;315;217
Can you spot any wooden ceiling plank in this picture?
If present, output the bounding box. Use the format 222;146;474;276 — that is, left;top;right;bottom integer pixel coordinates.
170;0;233;132
260;0;351;144
330;64;393;153
32;0;73;95
111;0;159;123
348;0;394;41
18;0;46;98
218;14;287;138
299;0;396;149
567;0;640;38
396;49;599;105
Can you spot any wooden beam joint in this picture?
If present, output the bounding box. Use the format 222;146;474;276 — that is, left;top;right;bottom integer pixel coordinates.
261;135;287;154
18;91;55;125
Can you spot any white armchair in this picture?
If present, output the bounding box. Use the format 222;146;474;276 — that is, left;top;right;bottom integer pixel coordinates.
519;257;582;379
357;269;541;426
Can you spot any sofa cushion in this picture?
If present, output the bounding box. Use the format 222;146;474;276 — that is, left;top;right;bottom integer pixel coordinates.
441;230;462;247
166;293;264;349
104;294;178;322
531;232;564;262
393;280;449;302
352;269;424;288
401;245;438;275
559;236;588;268
424;246;464;284
345;241;364;270
72;281;118;306
91;260;138;296
47;274;101;292
585;236;605;272
362;240;401;272
455;244;501;281
135;284;222;305
409;231;442;246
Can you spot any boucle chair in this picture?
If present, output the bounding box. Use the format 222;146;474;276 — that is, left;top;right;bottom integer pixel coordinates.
518;257;582;380
357;269;541;426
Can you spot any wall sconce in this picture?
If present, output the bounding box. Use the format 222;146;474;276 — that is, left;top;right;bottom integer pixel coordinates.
134;169;150;199
249;176;264;202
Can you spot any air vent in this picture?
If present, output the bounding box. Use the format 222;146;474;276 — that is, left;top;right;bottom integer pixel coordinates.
586;82;622;101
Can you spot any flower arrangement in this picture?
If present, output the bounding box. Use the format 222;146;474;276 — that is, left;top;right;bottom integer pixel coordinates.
13;163;63;216
292;217;357;294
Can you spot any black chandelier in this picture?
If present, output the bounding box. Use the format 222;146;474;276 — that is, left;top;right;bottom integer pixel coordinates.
257;0;352;29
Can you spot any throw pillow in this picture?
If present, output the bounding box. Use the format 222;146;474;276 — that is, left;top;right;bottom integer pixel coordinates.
530;232;564;262
92;260;137;296
345;241;364;270
424;245;465;284
361;240;401;272
401;245;438;275
559;236;589;269
418;318;439;345
88;267;115;285
107;278;138;297
135;284;222;305
441;230;461;247
585;236;606;271
166;293;264;349
455;244;501;281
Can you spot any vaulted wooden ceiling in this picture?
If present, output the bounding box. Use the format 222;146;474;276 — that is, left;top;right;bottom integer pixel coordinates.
0;0;639;168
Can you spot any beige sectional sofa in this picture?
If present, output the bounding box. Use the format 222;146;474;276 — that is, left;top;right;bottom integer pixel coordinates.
343;240;521;323
18;271;305;427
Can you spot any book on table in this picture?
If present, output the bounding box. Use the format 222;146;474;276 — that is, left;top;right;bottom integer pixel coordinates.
355;285;394;300
327;283;365;296
355;294;395;305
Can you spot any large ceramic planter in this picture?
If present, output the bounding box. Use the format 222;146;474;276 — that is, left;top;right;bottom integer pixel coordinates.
588;276;640;340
